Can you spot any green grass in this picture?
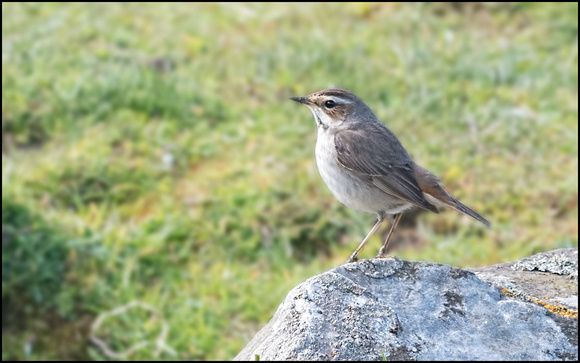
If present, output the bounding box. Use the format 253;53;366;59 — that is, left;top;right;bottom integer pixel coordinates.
2;2;578;361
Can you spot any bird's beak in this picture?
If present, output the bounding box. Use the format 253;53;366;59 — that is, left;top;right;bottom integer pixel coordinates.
290;96;311;105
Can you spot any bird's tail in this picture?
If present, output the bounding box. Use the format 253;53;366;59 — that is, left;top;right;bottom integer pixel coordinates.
447;197;491;227
424;191;491;227
414;163;491;227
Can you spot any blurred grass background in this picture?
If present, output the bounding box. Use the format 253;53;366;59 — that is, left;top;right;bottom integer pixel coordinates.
1;2;578;361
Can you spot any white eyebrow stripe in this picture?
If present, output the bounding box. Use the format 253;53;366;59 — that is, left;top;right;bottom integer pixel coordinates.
329;96;354;104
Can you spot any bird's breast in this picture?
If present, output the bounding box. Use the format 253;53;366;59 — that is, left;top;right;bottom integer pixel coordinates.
315;131;407;215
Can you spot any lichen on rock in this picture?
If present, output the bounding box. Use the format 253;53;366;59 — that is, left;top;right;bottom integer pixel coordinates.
235;248;578;361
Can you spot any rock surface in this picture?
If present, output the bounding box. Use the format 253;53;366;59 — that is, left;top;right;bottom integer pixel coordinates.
235;248;578;361
471;248;578;354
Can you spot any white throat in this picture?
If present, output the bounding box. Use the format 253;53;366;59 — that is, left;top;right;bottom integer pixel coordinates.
307;106;336;131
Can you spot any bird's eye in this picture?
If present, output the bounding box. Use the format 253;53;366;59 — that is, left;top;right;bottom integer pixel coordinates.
324;100;337;109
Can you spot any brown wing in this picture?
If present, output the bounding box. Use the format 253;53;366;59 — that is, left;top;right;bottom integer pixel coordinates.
334;124;438;213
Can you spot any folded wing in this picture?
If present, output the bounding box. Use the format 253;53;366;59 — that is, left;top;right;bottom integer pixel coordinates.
334;123;439;214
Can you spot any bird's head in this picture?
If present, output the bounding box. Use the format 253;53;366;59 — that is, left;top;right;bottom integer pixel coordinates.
290;88;372;129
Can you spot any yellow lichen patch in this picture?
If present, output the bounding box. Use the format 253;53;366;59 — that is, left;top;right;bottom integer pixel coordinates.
501;287;515;298
530;298;579;319
500;287;578;318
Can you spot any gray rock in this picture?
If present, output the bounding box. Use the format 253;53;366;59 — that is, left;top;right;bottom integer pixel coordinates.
471;248;578;353
513;248;577;280
235;249;578;361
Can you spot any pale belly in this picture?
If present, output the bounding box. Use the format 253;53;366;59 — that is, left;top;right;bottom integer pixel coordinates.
315;131;412;215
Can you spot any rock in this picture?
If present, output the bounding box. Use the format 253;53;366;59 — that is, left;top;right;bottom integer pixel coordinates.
471;248;578;355
472;248;578;313
235;249;578;361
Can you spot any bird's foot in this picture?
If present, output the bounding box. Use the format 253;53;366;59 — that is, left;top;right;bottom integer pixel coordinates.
346;255;359;264
375;253;395;260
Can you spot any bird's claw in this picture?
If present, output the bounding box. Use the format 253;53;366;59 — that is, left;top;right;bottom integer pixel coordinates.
346;256;358;264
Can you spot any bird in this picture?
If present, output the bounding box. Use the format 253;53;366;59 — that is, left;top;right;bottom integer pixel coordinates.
290;88;490;263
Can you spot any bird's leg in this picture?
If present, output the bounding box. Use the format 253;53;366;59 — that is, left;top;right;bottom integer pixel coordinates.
347;214;385;263
376;213;402;259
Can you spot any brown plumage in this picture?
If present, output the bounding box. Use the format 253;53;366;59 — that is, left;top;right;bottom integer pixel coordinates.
414;163;490;227
291;88;490;263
